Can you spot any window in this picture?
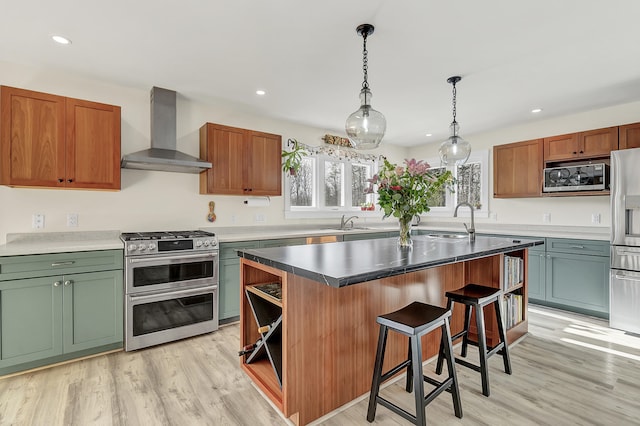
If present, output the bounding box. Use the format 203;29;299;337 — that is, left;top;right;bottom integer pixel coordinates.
425;150;489;218
285;153;377;217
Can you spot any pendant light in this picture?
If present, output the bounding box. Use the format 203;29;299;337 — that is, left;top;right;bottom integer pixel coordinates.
439;76;471;165
345;24;386;150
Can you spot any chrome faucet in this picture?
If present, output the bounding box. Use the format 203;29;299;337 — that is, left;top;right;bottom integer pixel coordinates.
454;202;475;242
340;214;359;230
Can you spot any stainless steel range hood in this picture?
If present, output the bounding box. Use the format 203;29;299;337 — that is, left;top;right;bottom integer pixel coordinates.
121;87;212;173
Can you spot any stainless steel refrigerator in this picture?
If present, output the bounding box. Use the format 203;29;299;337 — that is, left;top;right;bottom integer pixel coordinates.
610;147;640;334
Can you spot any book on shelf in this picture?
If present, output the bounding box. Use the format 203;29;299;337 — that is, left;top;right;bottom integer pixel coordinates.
501;293;524;329
503;255;524;290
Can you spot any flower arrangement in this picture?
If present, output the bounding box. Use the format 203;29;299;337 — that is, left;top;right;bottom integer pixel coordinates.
366;158;453;246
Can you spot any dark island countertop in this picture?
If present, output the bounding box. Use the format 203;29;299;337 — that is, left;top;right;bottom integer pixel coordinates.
237;235;543;288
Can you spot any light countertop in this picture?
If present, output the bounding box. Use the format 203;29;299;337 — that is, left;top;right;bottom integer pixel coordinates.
205;222;610;243
0;231;123;257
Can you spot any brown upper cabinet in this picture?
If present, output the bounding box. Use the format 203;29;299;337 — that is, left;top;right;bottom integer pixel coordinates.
199;122;282;196
543;126;618;162
619;122;640;150
0;86;121;190
493;138;543;198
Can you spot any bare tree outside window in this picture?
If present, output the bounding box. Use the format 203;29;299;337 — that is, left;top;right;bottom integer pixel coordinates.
351;163;372;207
456;161;482;209
425;167;448;207
290;158;314;206
324;161;343;207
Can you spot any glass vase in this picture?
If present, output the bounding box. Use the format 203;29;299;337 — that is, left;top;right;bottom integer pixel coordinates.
398;217;413;248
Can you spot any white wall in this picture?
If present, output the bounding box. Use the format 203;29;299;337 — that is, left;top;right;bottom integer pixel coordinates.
409;101;640;228
0;61;408;244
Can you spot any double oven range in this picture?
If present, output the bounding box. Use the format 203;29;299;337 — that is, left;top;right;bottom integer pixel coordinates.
120;231;219;351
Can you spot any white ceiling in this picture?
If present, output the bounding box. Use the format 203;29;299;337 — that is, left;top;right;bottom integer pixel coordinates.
3;0;640;147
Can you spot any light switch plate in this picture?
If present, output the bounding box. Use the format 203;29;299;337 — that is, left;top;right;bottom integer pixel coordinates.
542;213;551;223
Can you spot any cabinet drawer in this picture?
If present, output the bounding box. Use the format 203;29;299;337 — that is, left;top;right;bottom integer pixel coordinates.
0;250;123;281
546;238;609;256
260;238;307;248
220;241;260;260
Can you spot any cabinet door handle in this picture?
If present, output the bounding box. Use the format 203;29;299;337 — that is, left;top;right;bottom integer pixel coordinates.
54;281;61;287
67;179;73;183
64;280;73;286
579;150;584;154
572;151;577;154
58;178;64;183
570;245;585;249
51;261;75;267
546;255;551;258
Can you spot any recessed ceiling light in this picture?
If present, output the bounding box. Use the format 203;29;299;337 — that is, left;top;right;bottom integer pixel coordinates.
256;90;266;96
425;133;432;137
531;108;543;113
51;35;72;45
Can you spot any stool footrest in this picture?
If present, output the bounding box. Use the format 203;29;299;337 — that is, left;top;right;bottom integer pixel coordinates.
380;360;411;383
377;396;417;424
423;376;455;401
486;342;505;358
455;357;481;372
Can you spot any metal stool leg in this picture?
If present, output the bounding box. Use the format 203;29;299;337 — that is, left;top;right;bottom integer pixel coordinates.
493;299;512;375
475;304;490;397
435;298;453;375
367;325;388;422
410;334;426;426
405;337;413;393
442;319;463;418
461;304;472;357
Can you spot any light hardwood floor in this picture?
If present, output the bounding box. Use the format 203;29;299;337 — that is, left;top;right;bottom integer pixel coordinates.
1;305;639;425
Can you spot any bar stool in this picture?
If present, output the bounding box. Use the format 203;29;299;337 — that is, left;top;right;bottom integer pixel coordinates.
366;301;463;426
435;284;512;397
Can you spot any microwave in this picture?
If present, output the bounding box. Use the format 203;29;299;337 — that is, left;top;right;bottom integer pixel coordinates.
543;163;609;192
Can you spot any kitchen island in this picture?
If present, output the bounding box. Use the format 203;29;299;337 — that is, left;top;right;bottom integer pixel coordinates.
237;235;541;425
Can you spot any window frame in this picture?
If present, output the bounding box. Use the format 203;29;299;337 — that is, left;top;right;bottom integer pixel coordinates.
284;153;379;219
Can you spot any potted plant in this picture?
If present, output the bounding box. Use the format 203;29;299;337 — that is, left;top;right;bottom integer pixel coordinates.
281;138;307;176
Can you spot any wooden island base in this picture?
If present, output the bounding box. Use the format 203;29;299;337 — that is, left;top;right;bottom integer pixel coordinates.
240;251;528;425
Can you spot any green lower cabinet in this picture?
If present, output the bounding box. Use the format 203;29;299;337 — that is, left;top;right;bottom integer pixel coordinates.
63;270;123;353
527;248;546;301
219;257;241;320
0;250;124;375
0;276;63;367
545;252;610;317
219;241;259;321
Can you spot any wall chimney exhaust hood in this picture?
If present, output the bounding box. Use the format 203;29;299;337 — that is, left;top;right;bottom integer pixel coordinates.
121;87;212;173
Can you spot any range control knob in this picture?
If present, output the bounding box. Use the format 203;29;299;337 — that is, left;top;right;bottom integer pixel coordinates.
203;240;210;247
147;243;156;250
195;240;203;247
137;243;147;251
128;244;137;252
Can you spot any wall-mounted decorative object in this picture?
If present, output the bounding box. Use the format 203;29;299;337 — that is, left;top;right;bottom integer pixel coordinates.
323;134;353;148
207;201;217;222
282;138;308;176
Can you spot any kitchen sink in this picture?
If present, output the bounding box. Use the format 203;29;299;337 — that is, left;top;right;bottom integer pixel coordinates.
426;233;468;239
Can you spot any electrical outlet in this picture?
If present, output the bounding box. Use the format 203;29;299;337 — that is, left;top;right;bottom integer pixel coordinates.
591;213;601;224
542;213;551;223
32;214;45;229
254;214;266;223
67;213;79;227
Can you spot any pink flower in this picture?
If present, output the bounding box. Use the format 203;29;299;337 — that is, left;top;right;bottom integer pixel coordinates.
405;158;430;175
390;185;402;191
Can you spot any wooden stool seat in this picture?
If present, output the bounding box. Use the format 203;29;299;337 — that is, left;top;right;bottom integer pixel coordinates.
436;284;512;397
367;301;463;426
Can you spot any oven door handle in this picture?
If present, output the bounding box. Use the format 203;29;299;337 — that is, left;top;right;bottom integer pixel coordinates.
128;252;217;264
129;285;218;302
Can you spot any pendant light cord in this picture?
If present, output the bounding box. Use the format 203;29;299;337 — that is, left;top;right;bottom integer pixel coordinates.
361;33;369;90
451;80;457;123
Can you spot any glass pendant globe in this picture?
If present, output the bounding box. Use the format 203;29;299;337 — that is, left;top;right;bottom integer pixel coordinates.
345;88;386;150
438;122;471;165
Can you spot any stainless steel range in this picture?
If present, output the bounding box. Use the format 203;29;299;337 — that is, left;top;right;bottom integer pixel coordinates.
121;230;219;351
